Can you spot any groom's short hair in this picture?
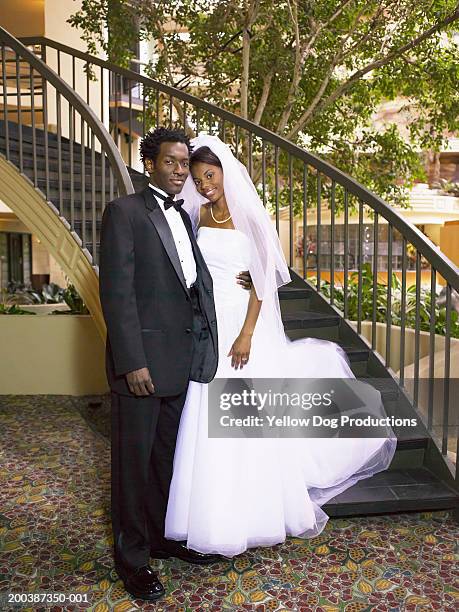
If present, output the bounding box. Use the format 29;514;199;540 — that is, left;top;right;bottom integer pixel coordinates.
140;127;192;164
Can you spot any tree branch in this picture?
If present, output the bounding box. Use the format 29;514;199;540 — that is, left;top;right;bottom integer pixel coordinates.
276;0;356;134
152;18;195;133
154;19;176;86
252;66;275;124
288;5;459;139
338;2;389;61
208;29;243;60
240;0;261;119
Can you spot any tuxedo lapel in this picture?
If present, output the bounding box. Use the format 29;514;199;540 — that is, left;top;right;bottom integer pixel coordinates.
142;187;189;296
179;209;211;280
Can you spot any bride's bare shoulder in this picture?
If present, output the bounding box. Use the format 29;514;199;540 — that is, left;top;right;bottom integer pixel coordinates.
198;203;211;227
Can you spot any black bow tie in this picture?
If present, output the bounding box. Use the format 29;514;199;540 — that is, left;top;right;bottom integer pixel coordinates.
150;187;184;211
164;196;184;211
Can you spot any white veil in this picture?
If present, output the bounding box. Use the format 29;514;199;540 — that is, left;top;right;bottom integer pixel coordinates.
180;134;291;338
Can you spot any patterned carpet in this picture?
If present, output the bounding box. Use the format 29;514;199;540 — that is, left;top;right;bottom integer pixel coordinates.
0;395;458;612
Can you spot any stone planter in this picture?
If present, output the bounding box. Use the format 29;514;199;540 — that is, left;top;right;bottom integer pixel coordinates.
19;303;71;315
0;314;108;395
350;320;459;377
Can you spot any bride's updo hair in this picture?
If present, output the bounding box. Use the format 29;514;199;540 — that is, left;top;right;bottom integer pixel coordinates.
190;145;222;169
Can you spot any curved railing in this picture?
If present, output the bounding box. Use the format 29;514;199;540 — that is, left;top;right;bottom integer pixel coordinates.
0;27;134;265
10;35;459;467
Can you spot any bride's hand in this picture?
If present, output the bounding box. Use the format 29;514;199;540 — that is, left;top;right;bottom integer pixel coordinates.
228;332;252;369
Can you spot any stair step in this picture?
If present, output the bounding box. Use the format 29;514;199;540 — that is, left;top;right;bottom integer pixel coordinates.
282;310;340;330
4;152;114;177
278;285;313;300
339;345;370;363
73;220;102;230
395;437;428;450
0;132;109;162
324;467;459;516
35;177;113;195
1;120;94;150
357;376;400;401
38;198;115;212
350;376;431;441
1;140;106;164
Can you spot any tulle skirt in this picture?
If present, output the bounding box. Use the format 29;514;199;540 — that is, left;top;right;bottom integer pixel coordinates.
165;294;397;557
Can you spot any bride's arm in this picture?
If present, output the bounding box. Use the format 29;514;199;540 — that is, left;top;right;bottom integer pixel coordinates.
228;287;262;369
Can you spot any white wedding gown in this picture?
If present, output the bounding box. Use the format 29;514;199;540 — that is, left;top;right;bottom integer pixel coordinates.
165;227;397;557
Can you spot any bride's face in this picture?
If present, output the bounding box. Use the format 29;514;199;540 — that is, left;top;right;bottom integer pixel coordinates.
191;162;224;203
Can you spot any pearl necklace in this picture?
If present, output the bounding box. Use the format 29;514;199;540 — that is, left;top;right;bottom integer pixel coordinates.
210;205;232;224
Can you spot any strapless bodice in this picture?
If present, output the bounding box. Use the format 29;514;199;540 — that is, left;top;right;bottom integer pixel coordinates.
197;227;251;307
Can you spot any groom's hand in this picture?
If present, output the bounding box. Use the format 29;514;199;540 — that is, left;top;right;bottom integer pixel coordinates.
237;270;252;291
126;367;155;396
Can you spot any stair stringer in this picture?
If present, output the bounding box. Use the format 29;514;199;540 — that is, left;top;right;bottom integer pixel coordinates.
0;154;105;339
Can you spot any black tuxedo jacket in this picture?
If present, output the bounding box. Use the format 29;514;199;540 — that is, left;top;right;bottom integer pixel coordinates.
99;186;218;397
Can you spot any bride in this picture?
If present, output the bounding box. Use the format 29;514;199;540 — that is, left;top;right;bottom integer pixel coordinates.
165;135;396;557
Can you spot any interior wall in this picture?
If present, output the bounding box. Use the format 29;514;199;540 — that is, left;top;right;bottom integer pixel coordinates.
43;0;84;50
0;0;45;37
31;235;50;275
41;1;110;143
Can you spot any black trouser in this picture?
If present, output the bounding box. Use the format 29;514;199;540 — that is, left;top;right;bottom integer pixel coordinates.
111;284;206;569
111;389;188;569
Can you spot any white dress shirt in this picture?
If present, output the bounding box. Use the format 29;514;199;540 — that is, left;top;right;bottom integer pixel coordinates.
149;184;197;288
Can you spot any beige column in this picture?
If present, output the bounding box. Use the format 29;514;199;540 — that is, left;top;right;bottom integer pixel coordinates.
440;221;459;268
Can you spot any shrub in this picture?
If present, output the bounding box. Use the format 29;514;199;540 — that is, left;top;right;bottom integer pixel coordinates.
314;263;459;339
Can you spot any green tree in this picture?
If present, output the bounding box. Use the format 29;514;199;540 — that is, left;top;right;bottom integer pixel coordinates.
69;0;459;207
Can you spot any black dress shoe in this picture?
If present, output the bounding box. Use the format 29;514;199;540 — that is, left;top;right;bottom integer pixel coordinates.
150;541;223;565
115;561;165;601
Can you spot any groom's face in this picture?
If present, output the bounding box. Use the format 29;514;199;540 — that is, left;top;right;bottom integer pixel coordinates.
147;141;190;195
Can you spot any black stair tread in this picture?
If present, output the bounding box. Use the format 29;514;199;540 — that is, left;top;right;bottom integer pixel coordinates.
2;142;143;184
278;285;313;300
374;382;432;438
351;376;430;440
355;376;400;401
1;141;106;164
353;467;442;487
1;122;141;178
1;122;145;187
2;159;138;201
1;132;82;149
323;467;459;515
1;120;85;148
386;409;430;442
5;153;114;176
1;135;112;165
34;177;114;193
352;377;399;403
30;203;108;216
338;345;370;362
73;220;102;228
395;436;429;449
282;310;340;329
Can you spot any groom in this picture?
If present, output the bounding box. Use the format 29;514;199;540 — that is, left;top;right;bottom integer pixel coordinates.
99;127;238;601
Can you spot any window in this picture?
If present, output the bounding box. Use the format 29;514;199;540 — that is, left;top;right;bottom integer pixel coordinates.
0;232;32;290
297;224;418;271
